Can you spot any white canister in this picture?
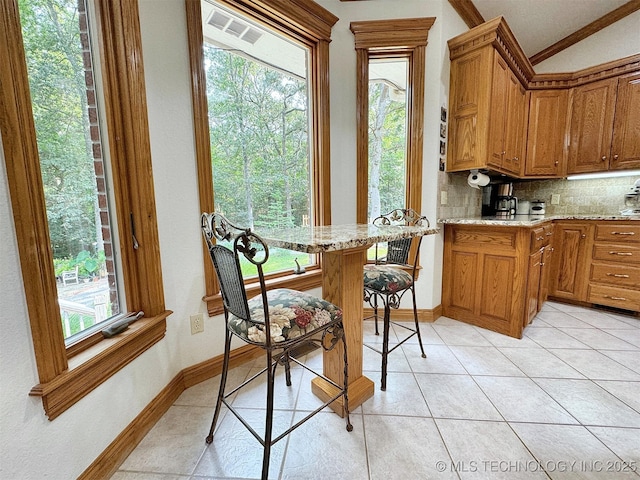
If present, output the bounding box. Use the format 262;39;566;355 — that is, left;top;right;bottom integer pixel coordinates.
530;201;546;215
516;200;530;215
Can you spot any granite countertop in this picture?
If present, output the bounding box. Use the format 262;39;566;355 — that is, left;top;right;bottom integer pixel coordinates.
258;223;440;253
438;214;640;227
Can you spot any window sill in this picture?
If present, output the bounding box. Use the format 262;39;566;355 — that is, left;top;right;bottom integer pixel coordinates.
205;269;322;316
29;311;171;420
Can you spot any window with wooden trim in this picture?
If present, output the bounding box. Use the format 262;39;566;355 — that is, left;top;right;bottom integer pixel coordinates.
350;18;435;224
0;0;169;420
186;0;338;316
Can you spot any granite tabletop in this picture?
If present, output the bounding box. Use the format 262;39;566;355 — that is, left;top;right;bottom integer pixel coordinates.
257;223;440;254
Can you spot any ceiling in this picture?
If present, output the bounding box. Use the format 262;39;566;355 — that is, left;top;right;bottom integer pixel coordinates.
454;0;640;65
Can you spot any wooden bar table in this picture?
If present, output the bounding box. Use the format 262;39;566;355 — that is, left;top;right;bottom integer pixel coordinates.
259;223;439;415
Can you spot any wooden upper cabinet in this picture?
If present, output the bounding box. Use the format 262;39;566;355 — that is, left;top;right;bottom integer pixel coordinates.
525;89;568;177
504;70;526;176
446;17;532;176
488;54;509;170
447;47;491;172
567;78;617;174
447;46;526;175
611;71;640;170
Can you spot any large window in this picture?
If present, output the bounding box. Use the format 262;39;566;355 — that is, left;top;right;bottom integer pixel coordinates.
19;0;121;342
350;18;435;224
187;0;338;314
1;0;168;419
202;0;313;275
368;57;409;221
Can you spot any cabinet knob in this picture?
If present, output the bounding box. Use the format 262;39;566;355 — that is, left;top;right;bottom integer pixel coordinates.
581;234;586;239
513;156;519;161
601;156;607;162
554;160;559;166
613;154;619;161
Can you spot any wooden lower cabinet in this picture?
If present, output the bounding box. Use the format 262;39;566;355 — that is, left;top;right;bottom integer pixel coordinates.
548;222;592;301
587;221;640;311
443;223;552;338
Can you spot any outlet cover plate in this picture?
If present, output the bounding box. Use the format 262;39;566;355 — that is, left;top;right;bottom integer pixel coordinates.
190;313;204;334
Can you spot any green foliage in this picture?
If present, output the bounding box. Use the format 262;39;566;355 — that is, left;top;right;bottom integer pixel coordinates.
19;0;98;259
204;47;310;232
368;81;407;219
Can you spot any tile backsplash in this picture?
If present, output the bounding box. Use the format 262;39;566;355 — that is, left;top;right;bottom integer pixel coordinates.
437;171;640;220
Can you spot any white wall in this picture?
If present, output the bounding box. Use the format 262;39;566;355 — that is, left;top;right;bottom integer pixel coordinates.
0;1;636;478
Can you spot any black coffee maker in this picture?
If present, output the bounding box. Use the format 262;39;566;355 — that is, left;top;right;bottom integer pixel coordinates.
494;183;517;217
482;183;517;217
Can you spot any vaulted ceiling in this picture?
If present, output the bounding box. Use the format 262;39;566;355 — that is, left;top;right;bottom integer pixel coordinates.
449;0;640;66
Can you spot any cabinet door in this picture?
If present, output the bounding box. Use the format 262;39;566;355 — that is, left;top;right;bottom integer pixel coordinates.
447;49;491;172
567;78;617;174
538;243;553;309
488;54;509;170
503;71;526;176
479;254;516;326
526;249;543;326
611;71;640;170
525;89;568;176
550;223;592;301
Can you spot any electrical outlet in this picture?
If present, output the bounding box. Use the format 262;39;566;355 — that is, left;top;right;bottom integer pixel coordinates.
190;313;204;334
551;194;560;205
441;191;448;205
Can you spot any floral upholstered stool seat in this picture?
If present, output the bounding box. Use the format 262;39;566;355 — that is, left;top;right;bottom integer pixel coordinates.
228;288;344;345
363;264;413;293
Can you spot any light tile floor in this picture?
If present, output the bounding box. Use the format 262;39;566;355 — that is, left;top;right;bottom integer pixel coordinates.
111;302;640;479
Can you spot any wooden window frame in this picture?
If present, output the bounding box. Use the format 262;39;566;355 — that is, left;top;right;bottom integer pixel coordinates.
0;0;170;420
350;18;435;223
185;0;338;316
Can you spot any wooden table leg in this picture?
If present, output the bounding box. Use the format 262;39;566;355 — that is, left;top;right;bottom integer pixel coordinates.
311;246;375;415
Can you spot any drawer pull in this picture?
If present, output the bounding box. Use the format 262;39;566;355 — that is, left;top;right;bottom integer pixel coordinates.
546;232;553;236
603;295;627;301
606;273;630;278
611;231;635;236
537;236;544;241
609;251;633;256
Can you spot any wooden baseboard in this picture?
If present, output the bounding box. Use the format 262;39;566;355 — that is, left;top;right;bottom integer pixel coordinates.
79;343;262;480
363;304;442;322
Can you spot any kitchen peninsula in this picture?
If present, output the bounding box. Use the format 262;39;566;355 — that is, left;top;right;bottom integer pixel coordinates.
440;214;640;338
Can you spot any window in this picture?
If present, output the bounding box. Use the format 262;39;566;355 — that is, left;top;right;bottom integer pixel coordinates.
368;57;409;221
0;0;169;419
19;0;121;342
350;18;435;224
186;0;338;314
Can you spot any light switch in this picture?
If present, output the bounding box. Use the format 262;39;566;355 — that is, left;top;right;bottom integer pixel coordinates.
551;194;560;205
441;191;448;205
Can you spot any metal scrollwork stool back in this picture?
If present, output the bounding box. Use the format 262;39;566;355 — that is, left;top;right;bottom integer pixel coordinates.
363;208;430;391
201;213;352;480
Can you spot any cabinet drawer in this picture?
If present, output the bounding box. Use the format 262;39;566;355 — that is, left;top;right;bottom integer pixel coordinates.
588;284;640;311
590;262;640;288
592;244;640;264
595;224;640;243
452;229;516;250
531;227;546;252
